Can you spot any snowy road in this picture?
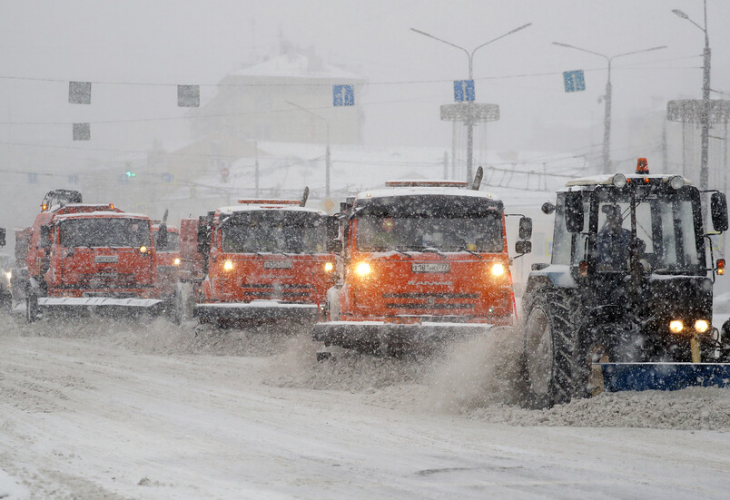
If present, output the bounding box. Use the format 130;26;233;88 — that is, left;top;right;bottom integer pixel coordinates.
1;317;730;499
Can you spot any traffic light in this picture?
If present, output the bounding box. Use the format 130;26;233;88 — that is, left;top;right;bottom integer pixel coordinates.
125;171;136;178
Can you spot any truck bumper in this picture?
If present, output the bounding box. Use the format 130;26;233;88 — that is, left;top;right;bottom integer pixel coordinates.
38;297;165;316
600;362;730;392
312;320;495;349
195;301;320;323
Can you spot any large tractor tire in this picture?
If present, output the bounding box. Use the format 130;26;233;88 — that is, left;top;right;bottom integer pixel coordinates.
522;288;582;408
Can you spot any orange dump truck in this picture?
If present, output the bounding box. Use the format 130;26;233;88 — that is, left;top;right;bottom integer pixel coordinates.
24;190;165;321
192;190;338;326
313;170;533;354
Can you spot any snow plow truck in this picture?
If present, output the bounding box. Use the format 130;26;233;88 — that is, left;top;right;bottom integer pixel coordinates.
522;159;730;408
191;188;338;326
23;190;170;321
313;167;533;356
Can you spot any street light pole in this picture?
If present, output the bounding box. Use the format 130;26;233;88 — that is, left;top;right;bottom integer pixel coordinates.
285;100;331;197
673;1;711;193
411;23;532;181
552;42;666;175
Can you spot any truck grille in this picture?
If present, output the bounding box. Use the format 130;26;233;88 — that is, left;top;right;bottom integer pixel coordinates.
79;272;137;288
241;283;315;301
383;292;478;311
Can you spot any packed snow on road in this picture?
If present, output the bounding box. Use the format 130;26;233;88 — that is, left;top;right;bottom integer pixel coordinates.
2;314;730;499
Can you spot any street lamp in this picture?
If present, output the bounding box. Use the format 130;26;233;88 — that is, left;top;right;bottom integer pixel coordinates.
552;42;667;175
285;100;331;197
673;1;711;193
411;23;532;181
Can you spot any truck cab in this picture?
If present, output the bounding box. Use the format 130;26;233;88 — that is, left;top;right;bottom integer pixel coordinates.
26;206;163;321
313;174;532;354
194;196;337;326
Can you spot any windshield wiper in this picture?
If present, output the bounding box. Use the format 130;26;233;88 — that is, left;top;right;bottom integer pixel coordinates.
418;246;447;259
393;247;413;259
460;246;483;259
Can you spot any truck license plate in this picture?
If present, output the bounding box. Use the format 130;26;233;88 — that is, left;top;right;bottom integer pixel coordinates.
412;263;450;273
264;260;293;269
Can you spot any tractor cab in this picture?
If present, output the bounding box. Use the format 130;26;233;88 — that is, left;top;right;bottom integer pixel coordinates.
548;161;726;328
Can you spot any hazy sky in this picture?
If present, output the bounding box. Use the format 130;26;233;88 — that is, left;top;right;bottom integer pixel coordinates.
0;0;728;171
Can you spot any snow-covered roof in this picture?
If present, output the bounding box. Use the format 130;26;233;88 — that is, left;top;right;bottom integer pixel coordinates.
52;203;114;212
53;211;150;221
565;174;691;188
230;53;363;81
355;186;501;203
217;205;327;216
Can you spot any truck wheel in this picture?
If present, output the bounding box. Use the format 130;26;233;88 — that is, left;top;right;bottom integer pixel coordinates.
25;294;39;323
522;289;580;408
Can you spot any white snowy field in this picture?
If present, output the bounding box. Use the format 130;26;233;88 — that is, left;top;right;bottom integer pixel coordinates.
2;315;730;499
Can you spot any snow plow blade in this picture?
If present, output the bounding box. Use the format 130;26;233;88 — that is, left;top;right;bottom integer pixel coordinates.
312;321;494;351
38;297;164;316
195;302;320;323
599;363;730;392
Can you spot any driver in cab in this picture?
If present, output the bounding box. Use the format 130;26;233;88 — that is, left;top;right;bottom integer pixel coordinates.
596;204;632;272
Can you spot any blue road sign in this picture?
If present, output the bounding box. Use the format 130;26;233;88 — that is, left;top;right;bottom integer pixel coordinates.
454;80;475;102
563;70;585;92
333;85;355;106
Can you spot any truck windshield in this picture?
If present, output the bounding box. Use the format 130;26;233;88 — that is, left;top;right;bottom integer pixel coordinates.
355;195;504;253
60;218;151;248
591;187;703;274
221;211;327;254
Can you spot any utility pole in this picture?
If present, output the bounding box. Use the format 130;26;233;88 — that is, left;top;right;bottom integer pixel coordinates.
553;42;666;175
412;23;531;181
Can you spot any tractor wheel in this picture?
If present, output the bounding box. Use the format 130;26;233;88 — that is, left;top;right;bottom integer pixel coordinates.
522;288;581;408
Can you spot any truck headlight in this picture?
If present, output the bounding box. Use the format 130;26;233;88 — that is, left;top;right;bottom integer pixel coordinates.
139;246;148;254
669;320;684;334
173;257;181;266
490;263;505;277
223;260;234;271
324;262;334;272
694;320;710;333
354;262;371;277
4;271;11;281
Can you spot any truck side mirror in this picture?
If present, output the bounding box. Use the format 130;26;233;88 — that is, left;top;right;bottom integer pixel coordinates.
326;215;339;241
157;224;169;250
711;192;729;232
515;240;532;255
564;191;584;233
518;217;532;240
327;239;343;253
0;227;5;247
40;225;51;249
196;217;209;253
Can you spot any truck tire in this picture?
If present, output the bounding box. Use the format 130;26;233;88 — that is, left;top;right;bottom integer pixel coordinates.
522;288;581;408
